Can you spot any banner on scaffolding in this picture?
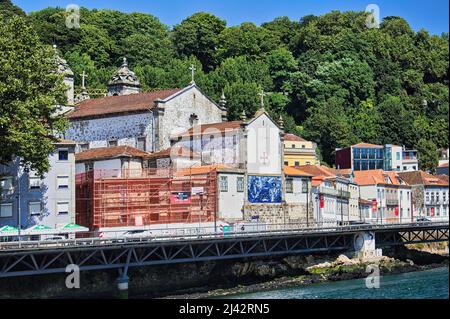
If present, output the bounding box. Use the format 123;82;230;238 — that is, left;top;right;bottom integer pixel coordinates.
170;192;192;204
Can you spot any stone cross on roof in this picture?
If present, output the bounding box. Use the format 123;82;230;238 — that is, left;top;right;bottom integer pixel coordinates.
80;70;88;89
258;89;266;108
189;64;196;84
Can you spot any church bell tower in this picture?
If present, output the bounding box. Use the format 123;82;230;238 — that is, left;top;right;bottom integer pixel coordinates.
107;57;141;96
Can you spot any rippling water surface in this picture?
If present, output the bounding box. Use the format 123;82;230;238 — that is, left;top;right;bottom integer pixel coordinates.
222;267;449;299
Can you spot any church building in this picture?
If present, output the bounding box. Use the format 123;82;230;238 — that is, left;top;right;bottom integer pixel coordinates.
64;59;227;154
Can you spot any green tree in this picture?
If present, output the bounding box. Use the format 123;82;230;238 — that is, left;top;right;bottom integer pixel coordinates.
217;23;281;60
416;139;439;173
224;81;260;120
172;13;226;71
0;15;67;174
0;0;25;18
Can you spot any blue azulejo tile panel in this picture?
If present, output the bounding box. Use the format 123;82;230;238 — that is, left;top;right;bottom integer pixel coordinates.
247;175;282;203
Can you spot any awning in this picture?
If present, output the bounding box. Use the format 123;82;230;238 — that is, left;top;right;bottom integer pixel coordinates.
57;223;89;234
0;225;19;236
23;225;55;236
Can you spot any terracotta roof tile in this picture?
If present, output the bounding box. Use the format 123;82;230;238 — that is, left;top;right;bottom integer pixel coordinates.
172;121;242;139
67;89;181;119
353;170;408;186
284;166;313;177
284;133;307;142
175;164;230;176
147;147;199;159
294;165;336;177
398;171;449;187
75;146;150;162
439;162;449;168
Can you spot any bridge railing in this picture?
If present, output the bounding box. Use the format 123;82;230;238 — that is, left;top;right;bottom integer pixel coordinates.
0;220;448;252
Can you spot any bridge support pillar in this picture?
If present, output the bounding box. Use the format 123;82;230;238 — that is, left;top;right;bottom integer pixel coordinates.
353;231;383;260
116;275;129;299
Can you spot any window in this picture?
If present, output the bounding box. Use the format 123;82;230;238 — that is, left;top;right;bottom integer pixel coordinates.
0;176;13;191
57;176;69;189
29;174;41;190
58;150;69;161
295;162;300;166
286;179;293;193
29;202;41;216
302;145;306;149
284;161;289;166
108;140;118;147
233;135;237;146
306;161;311;165
302;179;308;193
136;137;146;151
220;176;228;192
57;202;69;215
396;152;401;161
292;144;296;149
237;177;244;193
0;203;13;218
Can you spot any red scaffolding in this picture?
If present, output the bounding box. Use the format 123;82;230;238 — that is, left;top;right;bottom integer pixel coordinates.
75;168;217;230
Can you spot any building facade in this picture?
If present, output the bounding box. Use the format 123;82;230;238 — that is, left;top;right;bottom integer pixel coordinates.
336;143;419;172
0;141;76;231
283;134;319;167
398;171;449;221
354;170;413;223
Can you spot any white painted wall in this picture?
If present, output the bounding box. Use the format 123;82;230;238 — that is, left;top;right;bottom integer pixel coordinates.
246;114;282;175
217;173;245;221
157;86;224;151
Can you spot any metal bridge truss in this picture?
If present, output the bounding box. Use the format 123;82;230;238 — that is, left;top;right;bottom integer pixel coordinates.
0;233;353;278
1;224;448;279
376;227;449;247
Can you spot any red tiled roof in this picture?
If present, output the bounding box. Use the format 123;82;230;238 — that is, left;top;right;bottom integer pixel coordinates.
67;89;181;119
172;121;242;139
75;146;150;162
398;171;449;187
147;147;199;159
175;164;230;176
284;133;307;142
284;166;313;177
439;162;449;168
295;165;336;177
354;170;407;186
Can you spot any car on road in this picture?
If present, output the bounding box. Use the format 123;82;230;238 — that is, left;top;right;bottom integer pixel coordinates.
112;230;154;243
416;217;432;222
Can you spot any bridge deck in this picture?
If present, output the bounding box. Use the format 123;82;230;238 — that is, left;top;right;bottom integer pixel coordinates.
0;222;448;278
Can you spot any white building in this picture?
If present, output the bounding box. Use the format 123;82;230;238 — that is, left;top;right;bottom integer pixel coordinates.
399;171;449;221
354;170;413;223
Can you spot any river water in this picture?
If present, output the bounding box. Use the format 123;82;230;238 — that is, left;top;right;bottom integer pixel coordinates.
221;267;449;299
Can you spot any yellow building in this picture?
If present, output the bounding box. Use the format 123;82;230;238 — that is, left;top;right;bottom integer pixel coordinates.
283;133;319;167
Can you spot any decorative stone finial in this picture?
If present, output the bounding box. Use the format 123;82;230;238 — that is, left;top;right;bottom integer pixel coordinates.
278;115;284;129
219;90;227;110
240;110;247;122
53;44;74;77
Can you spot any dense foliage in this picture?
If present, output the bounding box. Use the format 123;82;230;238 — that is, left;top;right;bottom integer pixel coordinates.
1;0;448;171
0;10;67;175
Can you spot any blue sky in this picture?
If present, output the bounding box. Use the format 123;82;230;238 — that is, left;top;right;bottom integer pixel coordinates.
13;0;449;35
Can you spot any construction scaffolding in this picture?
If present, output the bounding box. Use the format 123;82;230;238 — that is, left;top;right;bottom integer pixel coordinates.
75;168;217;230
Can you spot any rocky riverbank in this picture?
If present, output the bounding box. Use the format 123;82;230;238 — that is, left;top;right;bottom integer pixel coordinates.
162;245;449;299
